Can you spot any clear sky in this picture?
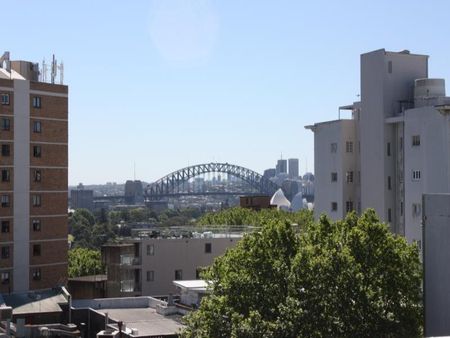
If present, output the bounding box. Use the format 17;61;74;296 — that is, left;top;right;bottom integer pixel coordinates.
4;0;450;185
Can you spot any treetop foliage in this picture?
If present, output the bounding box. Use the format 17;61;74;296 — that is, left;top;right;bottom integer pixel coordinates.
182;209;422;338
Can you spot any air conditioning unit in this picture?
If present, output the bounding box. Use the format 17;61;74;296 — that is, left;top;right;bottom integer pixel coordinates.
96;329;119;338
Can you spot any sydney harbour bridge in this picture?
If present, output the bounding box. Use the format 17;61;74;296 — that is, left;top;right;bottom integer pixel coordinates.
144;162;278;200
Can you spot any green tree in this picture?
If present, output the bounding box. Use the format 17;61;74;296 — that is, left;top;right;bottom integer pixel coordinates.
68;247;104;278
181;210;422;338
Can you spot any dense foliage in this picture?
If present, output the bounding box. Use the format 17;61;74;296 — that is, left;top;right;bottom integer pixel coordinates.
68;247;104;278
198;207;313;228
182;210;422;338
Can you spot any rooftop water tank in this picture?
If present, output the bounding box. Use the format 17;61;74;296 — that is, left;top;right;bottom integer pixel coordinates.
414;78;445;98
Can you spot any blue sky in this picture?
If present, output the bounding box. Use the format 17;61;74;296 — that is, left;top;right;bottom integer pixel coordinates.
4;0;450;185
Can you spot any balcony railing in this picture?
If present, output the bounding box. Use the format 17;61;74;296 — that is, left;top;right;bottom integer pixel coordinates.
120;255;141;266
120;280;141;292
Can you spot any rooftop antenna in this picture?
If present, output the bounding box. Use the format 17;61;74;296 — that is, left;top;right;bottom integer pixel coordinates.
0;51;11;72
41;58;48;82
58;61;64;85
51;54;57;84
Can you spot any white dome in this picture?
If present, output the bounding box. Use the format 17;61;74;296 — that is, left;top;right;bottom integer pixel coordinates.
291;192;304;212
270;189;291;210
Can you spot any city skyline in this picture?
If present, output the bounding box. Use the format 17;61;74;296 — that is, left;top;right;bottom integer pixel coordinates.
3;0;450;185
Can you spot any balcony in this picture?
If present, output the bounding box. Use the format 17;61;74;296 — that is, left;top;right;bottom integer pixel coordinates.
120;280;141;293
120;255;141;266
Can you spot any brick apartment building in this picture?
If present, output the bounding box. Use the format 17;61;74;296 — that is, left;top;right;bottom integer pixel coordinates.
0;53;68;292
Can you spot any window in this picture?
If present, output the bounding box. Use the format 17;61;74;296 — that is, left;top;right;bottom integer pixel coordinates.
330;143;337;153
412;203;422;217
331;172;338;182
1;169;10;182
32;96;42;108
196;268;203;279
387;176;392;190
1;195;9;208
1;246;9;259
146;244;154;256
32;195;41;207
388;208;392;222
33;121;42;133
400;202;404;216
1;221;9;233
1;118;10;131
346;141;353;153
205;243;212;254
387;142;391;156
388;60;393;74
175;269;183;280
346;171;353;183
33;146;41;158
33;244;41;256
1;144;10;157
0;272;9;285
412;170;421;181
412;135;420;146
34;169;41;182
0;93;9;105
146;270;154;282
346;201;353;213
331;202;338;212
32;268;41;280
32;219;41;232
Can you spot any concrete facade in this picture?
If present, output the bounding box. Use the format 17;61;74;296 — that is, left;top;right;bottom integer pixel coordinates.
102;233;240;297
307;49;450;245
0;56;68;292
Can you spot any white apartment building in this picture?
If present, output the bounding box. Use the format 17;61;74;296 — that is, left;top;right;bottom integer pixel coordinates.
306;49;450;245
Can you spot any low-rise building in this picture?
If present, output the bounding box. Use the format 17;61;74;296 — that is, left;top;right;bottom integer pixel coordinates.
102;227;242;297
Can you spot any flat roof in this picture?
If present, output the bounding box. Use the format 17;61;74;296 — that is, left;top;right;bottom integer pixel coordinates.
96;307;184;337
68;274;107;282
2;289;67;315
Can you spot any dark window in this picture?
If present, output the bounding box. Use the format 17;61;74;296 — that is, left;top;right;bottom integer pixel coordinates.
33;96;42;108
32;195;41;207
34;169;41;182
330;143;337;153
32;219;41;232
1;144;10;157
400;202;404;216
346;141;353;153
1;118;10;131
346;171;353;183
1;195;9;208
175;269;183;280
1;272;9;284
331;202;338;212
388;176;392;190
32;268;41;280
1;169;10;182
388;60;393;73
331;172;337;182
33;146;41;158
387;142;391;156
412;135;420;146
205;243;212;254
1;246;9;259
1;221;9;233
0;93;9;105
33;244;41;256
388;208;392;222
412;170;421;181
146;270;154;282
196;268;203;279
33;121;42;133
346;201;353;213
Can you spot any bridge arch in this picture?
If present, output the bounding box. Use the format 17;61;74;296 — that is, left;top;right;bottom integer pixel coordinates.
145;162;278;200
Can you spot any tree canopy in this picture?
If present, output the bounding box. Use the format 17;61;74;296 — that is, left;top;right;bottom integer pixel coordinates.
68;247;104;278
181;210;422;338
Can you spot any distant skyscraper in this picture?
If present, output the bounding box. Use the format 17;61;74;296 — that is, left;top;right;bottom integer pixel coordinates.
263;168;276;179
288;158;299;179
276;159;287;175
124;180;144;204
71;184;94;211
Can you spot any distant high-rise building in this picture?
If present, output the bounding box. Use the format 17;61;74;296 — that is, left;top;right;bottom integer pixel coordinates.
124;180;144;204
288;158;299;179
276;159;287;175
263;168;276;179
71;184;94;211
0;52;68;292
